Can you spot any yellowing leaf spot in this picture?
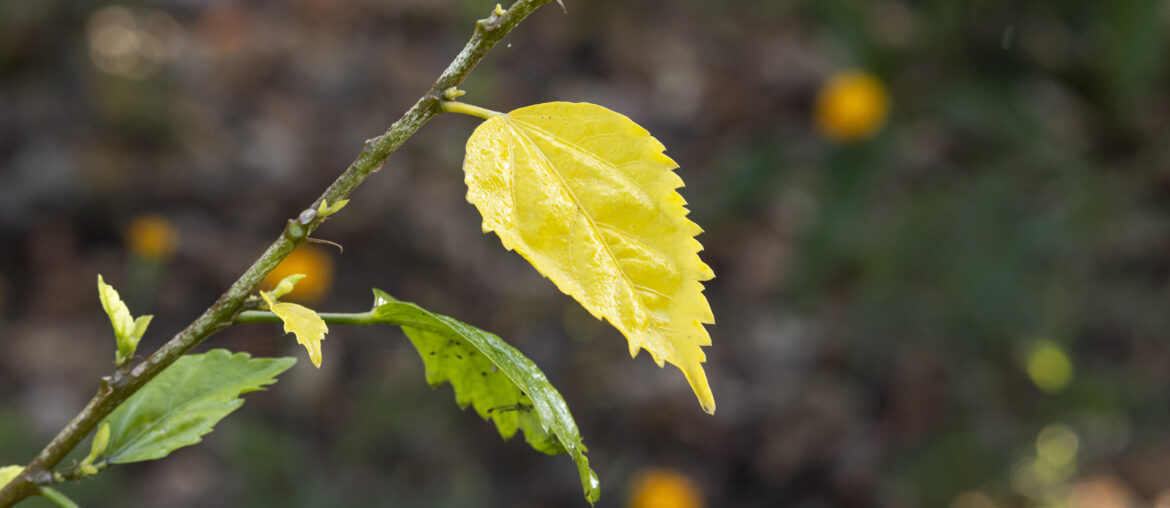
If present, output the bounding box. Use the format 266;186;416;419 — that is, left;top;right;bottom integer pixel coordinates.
462;102;716;414
260;291;327;367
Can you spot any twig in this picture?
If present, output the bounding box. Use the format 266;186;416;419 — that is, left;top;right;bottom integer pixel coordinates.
235;310;379;326
0;1;551;505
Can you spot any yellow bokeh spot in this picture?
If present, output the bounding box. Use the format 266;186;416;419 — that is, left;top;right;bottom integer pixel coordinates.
1026;340;1073;393
628;468;703;508
126;214;179;260
814;70;890;142
263;245;334;304
1036;423;1078;469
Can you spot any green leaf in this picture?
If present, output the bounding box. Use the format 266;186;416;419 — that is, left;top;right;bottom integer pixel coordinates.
0;465;21;489
100;349;296;463
316;198;349;218
97;274;152;366
131;315;152;342
79;423;110;475
97;275;133;340
268;273;307;300
371;289;599;504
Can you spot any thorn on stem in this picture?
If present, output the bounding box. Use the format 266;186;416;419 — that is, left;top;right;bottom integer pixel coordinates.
307;237;344;254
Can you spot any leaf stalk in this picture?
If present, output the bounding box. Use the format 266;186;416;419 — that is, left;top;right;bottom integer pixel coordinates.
440;101;504;119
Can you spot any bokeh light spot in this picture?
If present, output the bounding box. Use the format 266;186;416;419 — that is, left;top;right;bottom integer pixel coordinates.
813;70;890;142
263;245;334;304
1026;340;1073;393
1036;423;1078;469
126;214;179;260
86;6;180;79
628;468;703;508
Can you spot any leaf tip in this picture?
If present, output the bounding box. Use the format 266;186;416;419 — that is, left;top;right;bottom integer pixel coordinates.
585;468;601;504
682;363;716;415
700;399;716;415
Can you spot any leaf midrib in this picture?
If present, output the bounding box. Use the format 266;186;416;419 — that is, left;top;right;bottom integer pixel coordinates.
508;116;688;301
108;361;274;460
501;117;654;330
381;304;585;448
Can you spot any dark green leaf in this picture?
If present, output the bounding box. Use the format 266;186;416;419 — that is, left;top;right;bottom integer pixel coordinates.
371;289;599;504
101;349;296;463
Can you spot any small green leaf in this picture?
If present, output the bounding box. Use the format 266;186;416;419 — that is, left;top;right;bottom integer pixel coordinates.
79;423;111;475
97;275;133;339
98;274;152;366
260;290;328;367
0;465;22;489
316;198;350;218
100;350;295;463
132;316;152;342
267;274;307;300
371;289;599;504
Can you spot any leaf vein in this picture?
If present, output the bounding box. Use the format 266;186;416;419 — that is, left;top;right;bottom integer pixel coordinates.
505;119;649;322
510;118;660;208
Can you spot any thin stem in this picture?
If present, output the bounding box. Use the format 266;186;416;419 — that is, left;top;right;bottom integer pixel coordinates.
0;1;552;506
440;101;503;119
36;489;77;508
235;309;459;338
235;310;378;326
48;462;107;485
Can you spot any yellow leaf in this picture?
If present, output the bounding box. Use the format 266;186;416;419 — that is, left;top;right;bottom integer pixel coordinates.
260;291;328;367
462;102;716;413
0;465;22;490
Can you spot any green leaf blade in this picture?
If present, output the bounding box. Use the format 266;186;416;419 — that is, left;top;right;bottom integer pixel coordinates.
98;274;152;365
100;349;296;464
372;289;599;504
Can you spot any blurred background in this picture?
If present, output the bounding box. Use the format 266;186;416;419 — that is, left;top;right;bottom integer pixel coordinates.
2;0;1169;506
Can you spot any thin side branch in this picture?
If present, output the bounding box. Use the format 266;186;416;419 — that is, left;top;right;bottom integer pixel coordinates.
235;310;379;326
0;1;551;505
